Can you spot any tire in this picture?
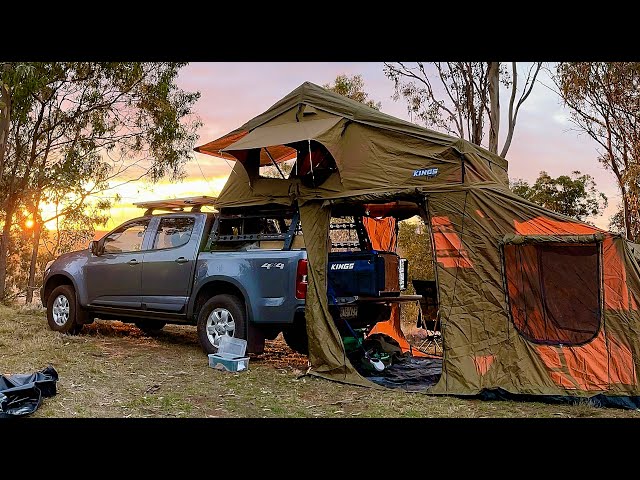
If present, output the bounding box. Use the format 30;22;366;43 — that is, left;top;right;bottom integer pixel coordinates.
134;320;166;335
283;318;309;355
46;285;83;335
196;294;246;355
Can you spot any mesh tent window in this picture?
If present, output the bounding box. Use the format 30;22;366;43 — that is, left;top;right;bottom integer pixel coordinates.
503;241;602;346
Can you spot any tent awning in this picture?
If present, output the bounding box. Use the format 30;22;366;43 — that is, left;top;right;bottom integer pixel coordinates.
194;130;297;166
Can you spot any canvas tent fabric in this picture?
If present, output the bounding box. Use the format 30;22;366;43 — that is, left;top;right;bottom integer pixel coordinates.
196;81;640;403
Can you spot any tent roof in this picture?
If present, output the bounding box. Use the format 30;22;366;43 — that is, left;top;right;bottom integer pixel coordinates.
194;81;508;172
196;81;512;209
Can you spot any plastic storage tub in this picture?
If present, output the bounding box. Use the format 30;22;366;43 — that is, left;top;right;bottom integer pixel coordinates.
208;337;250;372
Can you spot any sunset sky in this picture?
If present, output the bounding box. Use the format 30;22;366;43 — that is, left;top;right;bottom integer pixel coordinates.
87;62;619;232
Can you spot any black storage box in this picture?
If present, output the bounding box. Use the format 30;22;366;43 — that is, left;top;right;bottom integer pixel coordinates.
328;250;400;298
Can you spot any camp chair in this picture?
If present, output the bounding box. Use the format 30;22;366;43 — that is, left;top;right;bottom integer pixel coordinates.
415;307;442;356
412;279;443;356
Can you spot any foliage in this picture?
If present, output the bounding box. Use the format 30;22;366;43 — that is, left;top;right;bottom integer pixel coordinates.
323;74;381;110
2;198;113;303
555;62;640;240
398;218;434;284
397;218;434;326
510;170;608;222
610;207;640;242
261;160;294;179
0;62;201;299
3;216;32;303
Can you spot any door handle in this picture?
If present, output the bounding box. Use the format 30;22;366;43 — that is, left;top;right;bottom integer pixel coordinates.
128;259;139;265
175;257;188;264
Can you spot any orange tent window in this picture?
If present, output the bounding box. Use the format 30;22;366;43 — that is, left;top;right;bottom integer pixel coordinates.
503;243;601;346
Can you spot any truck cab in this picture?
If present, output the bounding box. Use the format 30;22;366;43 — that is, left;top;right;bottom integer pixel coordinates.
41;197;218;337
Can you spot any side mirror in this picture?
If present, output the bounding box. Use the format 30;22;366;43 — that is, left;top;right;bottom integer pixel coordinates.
89;240;101;256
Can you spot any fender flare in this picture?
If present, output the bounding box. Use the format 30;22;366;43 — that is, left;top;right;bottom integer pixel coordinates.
187;275;253;322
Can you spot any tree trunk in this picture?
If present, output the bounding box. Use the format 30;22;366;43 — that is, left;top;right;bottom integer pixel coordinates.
0;80;10;184
0;233;7;300
0;200;15;299
26;206;41;304
500;62;519;158
488;62;500;154
621;185;633;241
473;111;484;147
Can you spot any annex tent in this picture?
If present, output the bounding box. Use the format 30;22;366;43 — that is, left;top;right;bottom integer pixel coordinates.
195;81;640;404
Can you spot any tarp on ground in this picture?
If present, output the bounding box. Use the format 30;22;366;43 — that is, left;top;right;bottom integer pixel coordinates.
0;365;58;417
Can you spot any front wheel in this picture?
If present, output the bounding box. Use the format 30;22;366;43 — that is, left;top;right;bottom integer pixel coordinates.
46;285;83;334
197;294;246;355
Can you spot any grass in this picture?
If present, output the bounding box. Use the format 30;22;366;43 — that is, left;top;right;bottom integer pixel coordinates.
1;304;639;418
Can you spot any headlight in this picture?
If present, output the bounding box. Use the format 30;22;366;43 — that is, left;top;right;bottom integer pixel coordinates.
44;260;54;275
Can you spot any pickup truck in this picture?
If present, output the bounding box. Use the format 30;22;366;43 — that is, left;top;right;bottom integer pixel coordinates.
41;197;411;356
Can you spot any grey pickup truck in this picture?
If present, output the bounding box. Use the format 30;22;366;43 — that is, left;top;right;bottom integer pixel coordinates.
41;197;412;355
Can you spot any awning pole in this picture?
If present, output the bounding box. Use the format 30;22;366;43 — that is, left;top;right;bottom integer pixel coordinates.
218;150;240;177
308;139;316;186
264;147;286;179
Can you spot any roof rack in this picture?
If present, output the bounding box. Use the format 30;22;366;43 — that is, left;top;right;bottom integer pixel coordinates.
133;196;218;216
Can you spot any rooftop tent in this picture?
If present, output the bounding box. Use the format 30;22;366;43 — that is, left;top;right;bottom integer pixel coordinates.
196;82;509;197
196;81;640;406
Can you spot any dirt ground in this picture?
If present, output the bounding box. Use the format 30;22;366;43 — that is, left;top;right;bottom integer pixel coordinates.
1;304;639;418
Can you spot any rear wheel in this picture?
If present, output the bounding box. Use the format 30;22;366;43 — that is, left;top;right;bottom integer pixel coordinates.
282;317;309;355
134;320;166;335
197;294;246;355
46;285;83;335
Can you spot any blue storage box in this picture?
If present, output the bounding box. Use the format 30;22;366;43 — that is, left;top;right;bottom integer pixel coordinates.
327;250;400;297
208;337;250;372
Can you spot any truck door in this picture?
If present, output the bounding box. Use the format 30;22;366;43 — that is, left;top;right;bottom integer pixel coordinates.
84;218;151;308
141;215;199;312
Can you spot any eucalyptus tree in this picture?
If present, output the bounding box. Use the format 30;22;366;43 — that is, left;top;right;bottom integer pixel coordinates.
0;62;201;299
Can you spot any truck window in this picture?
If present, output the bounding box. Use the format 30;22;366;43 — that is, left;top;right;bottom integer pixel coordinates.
103;219;150;253
217;217;280;236
152;217;195;250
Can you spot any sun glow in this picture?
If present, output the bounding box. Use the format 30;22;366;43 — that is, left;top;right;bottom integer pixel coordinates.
38;174;231;236
25;219;35;229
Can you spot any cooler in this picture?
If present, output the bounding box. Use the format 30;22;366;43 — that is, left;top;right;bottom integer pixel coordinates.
327;250;400;297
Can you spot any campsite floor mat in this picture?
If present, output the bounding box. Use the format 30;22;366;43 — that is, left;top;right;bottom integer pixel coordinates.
358;357;442;391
